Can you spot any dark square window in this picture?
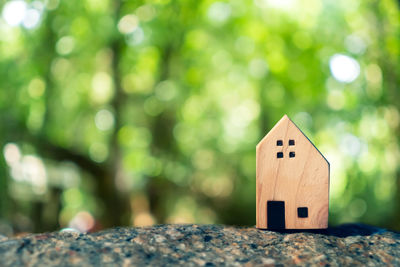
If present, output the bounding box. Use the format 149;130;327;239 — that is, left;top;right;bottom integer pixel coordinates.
289;151;295;158
277;152;283;158
298;207;308;218
289;139;295;146
276;140;283;146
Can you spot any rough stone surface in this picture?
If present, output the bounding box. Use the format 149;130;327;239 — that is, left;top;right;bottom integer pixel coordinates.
0;224;399;266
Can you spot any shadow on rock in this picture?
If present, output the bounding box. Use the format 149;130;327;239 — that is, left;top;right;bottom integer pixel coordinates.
265;223;391;237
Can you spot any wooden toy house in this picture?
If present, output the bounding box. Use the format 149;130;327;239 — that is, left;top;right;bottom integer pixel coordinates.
256;115;329;229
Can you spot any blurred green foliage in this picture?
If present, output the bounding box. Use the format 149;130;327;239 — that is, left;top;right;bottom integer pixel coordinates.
0;0;399;234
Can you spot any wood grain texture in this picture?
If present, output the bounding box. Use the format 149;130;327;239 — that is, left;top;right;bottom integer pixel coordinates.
256;115;329;229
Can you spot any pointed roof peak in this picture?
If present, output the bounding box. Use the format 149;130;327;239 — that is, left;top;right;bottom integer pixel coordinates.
280;114;294;123
276;114;292;125
280;114;289;120
277;114;304;130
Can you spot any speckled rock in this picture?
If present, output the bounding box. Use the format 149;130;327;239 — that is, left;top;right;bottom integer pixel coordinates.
0;224;399;266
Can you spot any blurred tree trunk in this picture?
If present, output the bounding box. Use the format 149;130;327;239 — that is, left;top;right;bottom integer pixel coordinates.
146;38;179;223
97;0;131;227
31;10;58;232
144;1;203;223
46;187;63;231
31;201;44;232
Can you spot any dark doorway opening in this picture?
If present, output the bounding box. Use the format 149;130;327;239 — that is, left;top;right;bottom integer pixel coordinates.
267;201;285;229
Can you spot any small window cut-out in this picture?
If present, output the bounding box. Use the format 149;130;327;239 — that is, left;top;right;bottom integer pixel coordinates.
289;152;295;158
277;152;283;158
297;207;308;218
289;139;295;146
276;140;283;146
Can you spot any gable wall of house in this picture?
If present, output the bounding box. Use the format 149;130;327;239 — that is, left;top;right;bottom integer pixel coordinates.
256;116;329;229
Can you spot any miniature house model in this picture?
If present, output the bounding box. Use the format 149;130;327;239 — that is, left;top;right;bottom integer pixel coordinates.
256;115;329;229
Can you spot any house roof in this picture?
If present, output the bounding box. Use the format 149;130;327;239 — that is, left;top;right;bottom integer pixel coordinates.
256;114;329;165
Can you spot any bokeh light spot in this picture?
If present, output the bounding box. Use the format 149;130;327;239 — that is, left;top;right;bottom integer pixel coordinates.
94;109;115;131
28;78;46;98
345;35;366;55
126;27;144;46
348;198;367;218
118;14;139;34
248;58;268;79
136;5;156;22
207;2;231;25
329;54;360;83
68;211;95;233
56;36;75;55
2;0;27;26
90;72;114;104
3;143;21;166
89;143;108;163
133;212;155;226
155;80;177;101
